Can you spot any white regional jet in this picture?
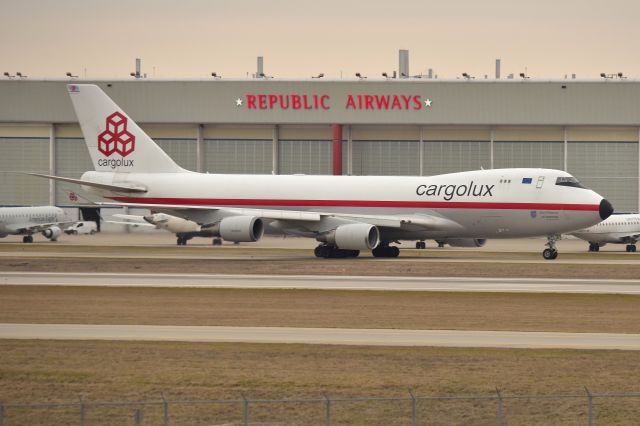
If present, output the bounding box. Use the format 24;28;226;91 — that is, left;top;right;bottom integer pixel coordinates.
0;206;71;243
569;213;640;252
31;84;613;259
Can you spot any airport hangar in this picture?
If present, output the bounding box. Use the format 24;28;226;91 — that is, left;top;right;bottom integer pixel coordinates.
1;78;640;216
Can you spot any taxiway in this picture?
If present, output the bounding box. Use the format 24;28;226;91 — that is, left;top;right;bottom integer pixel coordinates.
2;272;640;294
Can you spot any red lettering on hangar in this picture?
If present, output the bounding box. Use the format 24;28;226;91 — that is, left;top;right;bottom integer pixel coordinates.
345;94;423;110
240;94;431;111
245;94;330;110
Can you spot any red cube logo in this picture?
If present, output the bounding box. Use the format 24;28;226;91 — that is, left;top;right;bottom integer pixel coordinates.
97;112;136;157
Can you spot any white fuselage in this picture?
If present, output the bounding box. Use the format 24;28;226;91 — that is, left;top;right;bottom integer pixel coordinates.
570;214;640;244
82;168;607;240
0;206;66;237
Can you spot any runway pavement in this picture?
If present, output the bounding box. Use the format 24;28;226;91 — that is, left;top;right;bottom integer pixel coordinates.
2;272;640;294
1;323;638;350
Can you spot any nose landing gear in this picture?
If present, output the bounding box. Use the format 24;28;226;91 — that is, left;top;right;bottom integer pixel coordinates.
542;235;559;260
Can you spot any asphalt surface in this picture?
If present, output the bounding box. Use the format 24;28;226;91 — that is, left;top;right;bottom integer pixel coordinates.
2;272;640;294
1;323;638;350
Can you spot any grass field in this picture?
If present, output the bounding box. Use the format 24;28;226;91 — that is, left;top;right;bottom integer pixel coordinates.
1;286;639;333
1;340;639;425
3;256;640;279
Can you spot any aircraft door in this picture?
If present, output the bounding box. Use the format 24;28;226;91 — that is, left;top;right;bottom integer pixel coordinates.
536;176;545;189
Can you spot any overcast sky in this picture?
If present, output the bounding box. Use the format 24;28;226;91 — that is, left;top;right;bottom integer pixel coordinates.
2;0;639;80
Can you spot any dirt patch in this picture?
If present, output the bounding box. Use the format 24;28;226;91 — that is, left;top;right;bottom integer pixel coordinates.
1;286;639;333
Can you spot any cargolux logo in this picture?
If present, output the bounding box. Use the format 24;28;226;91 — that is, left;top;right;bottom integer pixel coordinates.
98;112;135;157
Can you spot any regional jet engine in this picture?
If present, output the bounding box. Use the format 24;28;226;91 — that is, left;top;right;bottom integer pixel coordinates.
42;226;62;241
318;223;380;250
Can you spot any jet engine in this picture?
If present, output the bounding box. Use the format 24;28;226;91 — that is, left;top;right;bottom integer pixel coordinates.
210;216;264;242
42;226;62;241
439;238;487;247
318;223;380;250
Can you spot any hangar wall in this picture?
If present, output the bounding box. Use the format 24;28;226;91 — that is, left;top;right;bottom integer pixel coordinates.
1;79;639;213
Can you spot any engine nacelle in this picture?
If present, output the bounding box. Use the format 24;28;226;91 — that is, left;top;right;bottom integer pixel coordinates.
439;238;487;248
319;223;380;250
216;216;264;242
144;213;200;233
42;226;62;241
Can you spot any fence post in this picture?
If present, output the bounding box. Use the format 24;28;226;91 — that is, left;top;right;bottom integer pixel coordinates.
134;408;143;426
409;390;417;426
324;393;331;426
496;388;504;426
242;395;249;426
585;387;593;426
162;393;169;426
79;399;85;426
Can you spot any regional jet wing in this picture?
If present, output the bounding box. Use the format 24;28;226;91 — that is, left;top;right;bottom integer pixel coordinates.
8;221;79;235
620;233;640;244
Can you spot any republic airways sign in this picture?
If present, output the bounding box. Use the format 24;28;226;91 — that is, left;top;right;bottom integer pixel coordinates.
235;94;433;111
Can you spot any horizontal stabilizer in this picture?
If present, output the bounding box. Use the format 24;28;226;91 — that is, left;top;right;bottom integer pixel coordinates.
27;173;148;193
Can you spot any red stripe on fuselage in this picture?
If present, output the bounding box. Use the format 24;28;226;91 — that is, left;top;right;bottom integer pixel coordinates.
110;197;600;211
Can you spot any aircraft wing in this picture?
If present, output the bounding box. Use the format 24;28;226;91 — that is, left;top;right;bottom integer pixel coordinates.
93;201;462;231
620;233;640;244
7;221;79;235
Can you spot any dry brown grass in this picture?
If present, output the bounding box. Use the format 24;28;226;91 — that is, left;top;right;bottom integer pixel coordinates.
0;340;639;425
1;286;639;333
3;256;640;279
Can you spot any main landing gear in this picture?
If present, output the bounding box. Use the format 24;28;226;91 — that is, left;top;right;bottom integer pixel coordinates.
542;235;559;260
588;242;600;252
22;235;33;243
626;244;637;252
372;242;400;258
415;241;426;249
314;244;360;259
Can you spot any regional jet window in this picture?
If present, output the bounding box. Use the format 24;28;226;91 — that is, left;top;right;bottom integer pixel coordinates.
555;176;587;189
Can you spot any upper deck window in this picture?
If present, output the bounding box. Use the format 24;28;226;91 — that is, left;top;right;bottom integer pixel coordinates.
555;176;587;189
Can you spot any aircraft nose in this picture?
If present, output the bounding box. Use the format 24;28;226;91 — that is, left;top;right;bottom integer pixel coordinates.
599;198;614;220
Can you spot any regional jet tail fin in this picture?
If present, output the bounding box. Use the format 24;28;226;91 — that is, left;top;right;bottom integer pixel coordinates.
67;84;185;174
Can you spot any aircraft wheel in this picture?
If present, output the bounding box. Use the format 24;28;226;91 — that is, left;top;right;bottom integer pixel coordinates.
594;245;600;252
314;245;331;258
626;245;634;252
415;241;426;249
372;245;400;258
542;248;558;260
212;238;222;246
23;235;33;243
633;245;637;252
588;243;594;252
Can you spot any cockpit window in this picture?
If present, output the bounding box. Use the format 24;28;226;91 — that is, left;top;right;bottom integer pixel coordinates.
555;176;587;189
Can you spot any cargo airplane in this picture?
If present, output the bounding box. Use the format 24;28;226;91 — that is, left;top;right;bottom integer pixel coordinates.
569;213;640;252
30;84;613;259
0;206;72;243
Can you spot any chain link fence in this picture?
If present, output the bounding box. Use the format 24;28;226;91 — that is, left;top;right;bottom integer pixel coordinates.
1;389;639;425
